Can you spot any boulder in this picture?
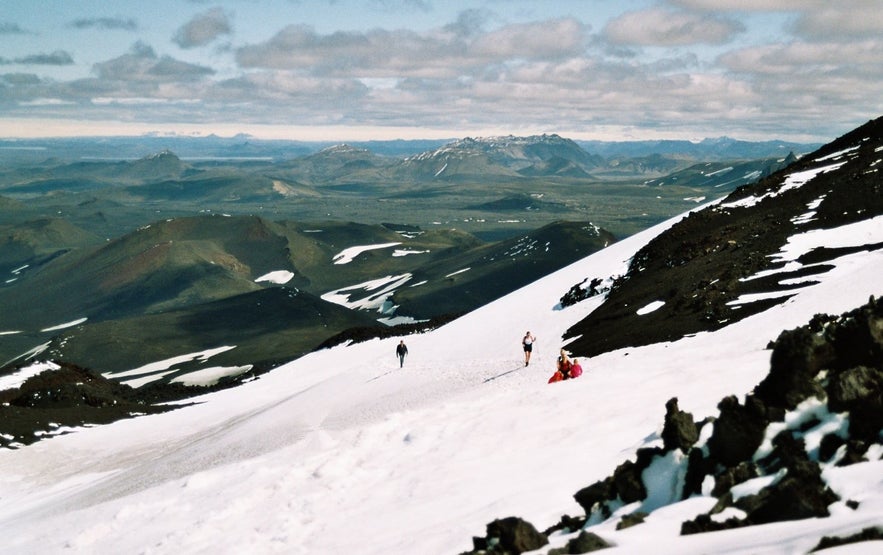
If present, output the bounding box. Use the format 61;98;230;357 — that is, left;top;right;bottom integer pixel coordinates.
707;395;769;467
661;397;699;452
481;516;548;554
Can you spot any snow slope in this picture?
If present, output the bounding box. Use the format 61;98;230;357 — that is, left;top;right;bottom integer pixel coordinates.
1;207;881;554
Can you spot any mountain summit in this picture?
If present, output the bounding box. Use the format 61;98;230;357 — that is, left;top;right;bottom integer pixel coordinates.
403;133;603;179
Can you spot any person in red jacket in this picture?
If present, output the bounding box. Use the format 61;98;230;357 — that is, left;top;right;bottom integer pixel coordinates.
549;349;572;383
570;358;583;378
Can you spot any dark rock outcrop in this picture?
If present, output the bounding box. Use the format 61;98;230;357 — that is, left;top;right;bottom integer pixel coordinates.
547;531;611;554
754;326;828;409
0;361;196;449
811;526;883;552
706;395;770;467
661;397;698;452
466;517;548;555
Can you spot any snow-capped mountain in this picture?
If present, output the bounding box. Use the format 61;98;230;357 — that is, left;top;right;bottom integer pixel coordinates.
402;134;604;179
0;117;881;554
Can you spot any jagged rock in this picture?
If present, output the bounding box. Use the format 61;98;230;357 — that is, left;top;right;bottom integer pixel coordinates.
828;365;882;408
836;440;871;467
811;526;883;552
547;531;611;554
543;514;586;537
754;326;828;410
612;460;646;504
826;365;883;442
736;459;839;524
573;478;615;515
661;397;699;452
616;512;647;530
707;395;770;467
757;431;807;473
682;447;712;498
711;461;758;497
818;433;845;463
681;513;748;535
477;516;548;554
827;296;883;370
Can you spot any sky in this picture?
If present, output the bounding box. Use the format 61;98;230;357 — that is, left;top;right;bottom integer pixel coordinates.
0;1;881;142
1;143;881;552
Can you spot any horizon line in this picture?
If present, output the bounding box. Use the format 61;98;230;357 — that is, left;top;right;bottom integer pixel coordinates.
0;118;828;144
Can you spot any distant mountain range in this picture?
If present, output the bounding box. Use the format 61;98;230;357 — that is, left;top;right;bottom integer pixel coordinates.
0;133;820;164
0;130;823;381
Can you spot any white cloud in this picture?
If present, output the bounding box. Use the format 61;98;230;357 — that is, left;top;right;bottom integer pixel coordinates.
173;7;232;49
792;4;883;40
604;7;745;46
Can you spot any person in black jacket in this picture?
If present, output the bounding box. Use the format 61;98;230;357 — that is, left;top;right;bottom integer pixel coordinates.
522;331;536;366
396;340;409;368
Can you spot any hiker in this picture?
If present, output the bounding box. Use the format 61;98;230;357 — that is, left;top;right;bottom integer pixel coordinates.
522;331;536;366
396;340;409;368
557;349;572;379
549;349;572;383
570;358;583;378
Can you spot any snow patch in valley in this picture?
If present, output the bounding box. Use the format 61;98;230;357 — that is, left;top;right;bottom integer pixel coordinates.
636;300;665;315
444;267;470;278
392;249;429;257
255;270;294;284
41;317;88;332
105;346;239;388
321;273;412;313
170;365;253;387
333;242;401;264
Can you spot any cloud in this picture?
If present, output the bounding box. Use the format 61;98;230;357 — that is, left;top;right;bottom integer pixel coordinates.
443;9;491;39
719;39;883;77
472;18;588;60
792;4;883;40
69;17;138;31
604;7;745;46
173;7;232;48
672;0;883;41
1;73;42;85
94;42;215;82
236;15;588;78
3;4;879;143
671;0;826;10
367;0;432;12
0;51;75;66
0;22;31;35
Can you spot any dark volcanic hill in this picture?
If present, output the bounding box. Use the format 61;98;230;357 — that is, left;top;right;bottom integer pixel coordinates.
0;212;618;377
0;218;102;274
561;116;883;357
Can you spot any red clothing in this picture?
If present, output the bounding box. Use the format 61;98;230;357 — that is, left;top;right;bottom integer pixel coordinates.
570;364;583;378
548;371;565;383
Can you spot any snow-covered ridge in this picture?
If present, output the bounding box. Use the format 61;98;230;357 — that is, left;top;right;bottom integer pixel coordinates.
317;143;370;155
404;133;574;162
